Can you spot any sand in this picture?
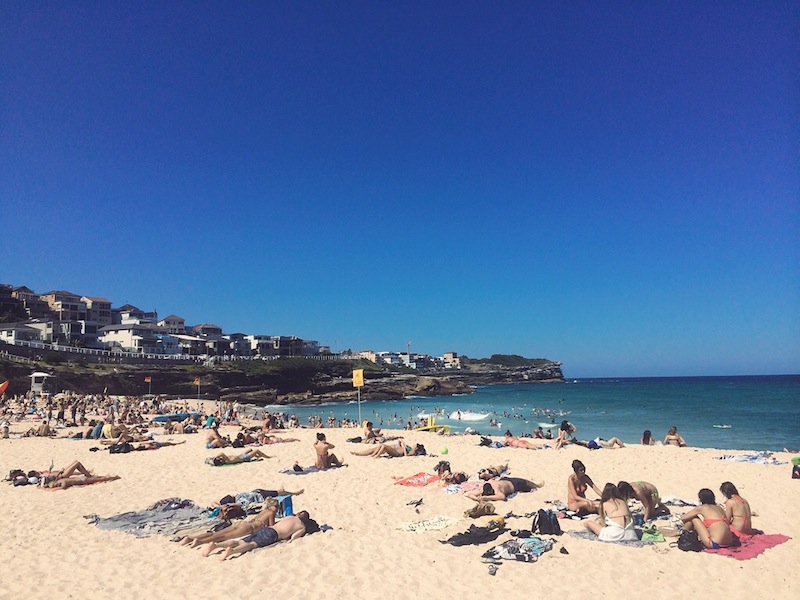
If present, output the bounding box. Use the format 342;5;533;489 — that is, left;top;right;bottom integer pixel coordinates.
1;416;797;599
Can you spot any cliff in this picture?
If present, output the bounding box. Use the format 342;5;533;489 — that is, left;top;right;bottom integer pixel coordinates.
0;356;564;405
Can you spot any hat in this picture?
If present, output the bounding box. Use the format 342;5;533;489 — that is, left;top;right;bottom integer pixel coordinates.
791;456;800;466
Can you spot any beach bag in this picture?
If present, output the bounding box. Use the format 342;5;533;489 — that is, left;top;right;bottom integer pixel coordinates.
464;501;496;519
676;529;703;552
532;509;562;536
108;441;133;454
641;522;665;543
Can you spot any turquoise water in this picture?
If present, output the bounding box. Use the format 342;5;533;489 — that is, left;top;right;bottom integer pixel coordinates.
254;375;800;452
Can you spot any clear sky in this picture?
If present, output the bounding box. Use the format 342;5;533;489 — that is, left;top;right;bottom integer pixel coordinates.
1;2;798;377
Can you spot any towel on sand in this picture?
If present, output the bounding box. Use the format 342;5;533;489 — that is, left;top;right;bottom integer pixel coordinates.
704;534;790;560
395;472;440;487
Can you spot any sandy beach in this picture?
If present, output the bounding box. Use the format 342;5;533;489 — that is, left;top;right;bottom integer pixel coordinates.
2;415;797;599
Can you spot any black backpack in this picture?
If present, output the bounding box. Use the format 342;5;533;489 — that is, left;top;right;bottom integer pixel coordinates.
676;529;704;552
532;509;562;536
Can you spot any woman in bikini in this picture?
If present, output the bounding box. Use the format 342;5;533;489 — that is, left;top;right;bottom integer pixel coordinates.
664;426;687;447
41;460;120;489
617;480;669;521
681;488;736;549
351;438;423;458
720;481;757;537
555;421;576;450
585;483;638;541
205;448;270;466
567;459;601;514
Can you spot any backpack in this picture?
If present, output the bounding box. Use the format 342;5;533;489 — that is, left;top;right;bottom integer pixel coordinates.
676;529;704;552
532;509;562;536
108;441;132;454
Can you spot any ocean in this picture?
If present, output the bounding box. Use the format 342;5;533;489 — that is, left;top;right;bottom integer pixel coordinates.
251;375;800;452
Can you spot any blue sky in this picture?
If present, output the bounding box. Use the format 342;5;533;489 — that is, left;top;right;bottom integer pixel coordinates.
1;2;797;377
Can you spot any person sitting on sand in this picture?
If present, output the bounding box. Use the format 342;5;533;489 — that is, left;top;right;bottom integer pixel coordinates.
205;448;270;466
206;425;229;449
681;488;737;549
720;481;757;537
363;421;384;444
555;421;577;450
23;420;55;437
533;426;544;439
350;438;424;458
617;480;669;521
664;426;687;447
40;460;120;489
203;511;312;560
641;430;655;445
314;432;343;469
584;483;638;541
568;460;601;514
465;476;543;502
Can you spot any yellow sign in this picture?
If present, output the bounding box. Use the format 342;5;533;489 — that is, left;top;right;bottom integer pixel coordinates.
193;377;200;385
144;377;151;383
352;369;364;388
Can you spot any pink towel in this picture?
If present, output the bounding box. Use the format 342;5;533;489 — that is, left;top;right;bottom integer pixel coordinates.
705;534;790;560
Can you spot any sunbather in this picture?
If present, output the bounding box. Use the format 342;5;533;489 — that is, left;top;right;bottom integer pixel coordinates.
720;481;757;537
204;511;312;560
681;488;737;548
664;426;687;447
478;463;509;480
617;480;668;521
181;500;279;549
567;459;601;514
41;460;120;489
465;476;543;501
584;483;638;541
350;438;424;458
314;433;343;469
205;425;229;449
206;448;270;466
503;433;545;450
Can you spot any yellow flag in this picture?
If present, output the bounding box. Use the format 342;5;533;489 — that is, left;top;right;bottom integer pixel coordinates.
144;377;151;383
193;377;200;385
352;369;364;388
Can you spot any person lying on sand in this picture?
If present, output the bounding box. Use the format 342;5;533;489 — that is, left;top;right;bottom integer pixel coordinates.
478;464;509;480
203;511;313;560
574;437;626;449
350;438;424;458
182;499;279;549
205;448;270;466
40;460;120;489
503;434;545;450
465;477;544;501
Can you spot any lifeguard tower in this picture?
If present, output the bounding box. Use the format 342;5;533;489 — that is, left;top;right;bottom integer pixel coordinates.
29;372;52;397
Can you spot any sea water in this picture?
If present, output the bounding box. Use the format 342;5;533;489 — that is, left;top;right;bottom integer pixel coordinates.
251;375;800;452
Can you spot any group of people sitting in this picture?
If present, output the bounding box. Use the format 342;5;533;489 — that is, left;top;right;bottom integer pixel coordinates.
569;459;754;547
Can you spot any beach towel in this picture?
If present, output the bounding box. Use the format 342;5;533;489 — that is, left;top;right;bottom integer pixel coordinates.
714;452;786;466
279;464;344;475
395;472;440;487
85;498;211;538
568;529;650;548
704;534;790;560
481;537;555;562
398;516;459;532
441;480;482;495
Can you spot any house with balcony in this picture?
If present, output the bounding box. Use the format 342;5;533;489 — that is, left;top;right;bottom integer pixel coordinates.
113;305;159;325
40;290;87;321
191;323;223;336
0;322;41;344
158;315;186;335
82;296;112;327
12;287;52;319
99;323;179;355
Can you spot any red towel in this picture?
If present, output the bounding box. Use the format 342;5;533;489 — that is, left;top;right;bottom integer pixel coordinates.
395;472;439;487
705;533;790;560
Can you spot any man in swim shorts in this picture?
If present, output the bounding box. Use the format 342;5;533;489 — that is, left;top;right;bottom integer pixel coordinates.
203;511;312;560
